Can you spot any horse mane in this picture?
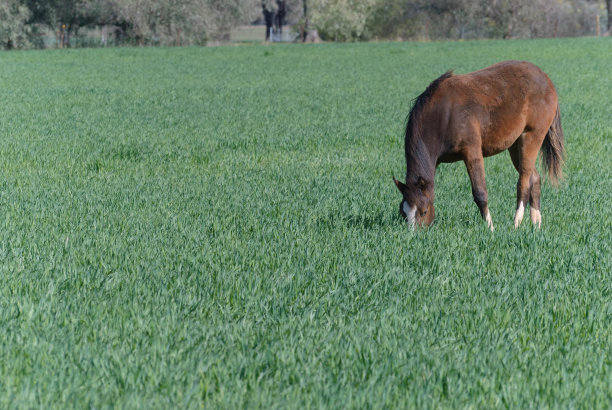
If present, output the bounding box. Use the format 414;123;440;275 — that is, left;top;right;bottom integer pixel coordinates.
404;70;454;181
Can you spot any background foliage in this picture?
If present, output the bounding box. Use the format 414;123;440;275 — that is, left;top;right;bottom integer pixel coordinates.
309;0;376;41
0;0;609;48
366;0;607;41
0;0;32;49
0;37;610;407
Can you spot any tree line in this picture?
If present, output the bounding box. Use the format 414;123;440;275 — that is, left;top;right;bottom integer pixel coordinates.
1;0;610;49
0;0;260;49
306;0;610;42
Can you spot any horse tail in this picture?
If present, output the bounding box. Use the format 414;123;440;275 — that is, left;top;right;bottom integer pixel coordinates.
541;104;565;186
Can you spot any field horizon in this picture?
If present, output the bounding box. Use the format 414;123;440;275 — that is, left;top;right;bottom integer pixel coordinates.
0;37;610;407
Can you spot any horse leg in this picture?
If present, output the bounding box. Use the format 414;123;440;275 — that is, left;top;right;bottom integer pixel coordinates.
464;154;494;231
528;170;542;227
510;134;544;228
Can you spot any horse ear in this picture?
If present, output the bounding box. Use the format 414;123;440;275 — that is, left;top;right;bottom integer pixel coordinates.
393;176;407;194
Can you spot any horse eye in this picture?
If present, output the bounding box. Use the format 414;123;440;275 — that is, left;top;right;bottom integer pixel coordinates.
422;210;427;215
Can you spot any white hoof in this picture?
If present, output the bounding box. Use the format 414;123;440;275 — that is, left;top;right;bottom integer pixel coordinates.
514;201;524;228
530;207;541;228
486;211;494;232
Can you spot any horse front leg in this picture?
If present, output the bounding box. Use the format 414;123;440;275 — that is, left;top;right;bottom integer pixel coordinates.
464;154;494;232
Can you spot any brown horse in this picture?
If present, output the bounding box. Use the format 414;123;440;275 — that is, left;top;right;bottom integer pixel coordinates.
393;60;565;231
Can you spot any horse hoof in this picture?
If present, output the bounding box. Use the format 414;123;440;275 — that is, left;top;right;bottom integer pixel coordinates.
530;208;541;228
513;201;525;228
486;211;494;232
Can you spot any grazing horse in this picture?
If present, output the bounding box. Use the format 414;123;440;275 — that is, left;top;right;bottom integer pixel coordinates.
393;60;565;231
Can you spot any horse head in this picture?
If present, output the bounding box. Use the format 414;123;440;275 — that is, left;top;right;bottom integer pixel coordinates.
393;176;435;227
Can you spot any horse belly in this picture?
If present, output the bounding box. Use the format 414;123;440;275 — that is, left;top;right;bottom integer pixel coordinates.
480;111;527;157
481;131;519;157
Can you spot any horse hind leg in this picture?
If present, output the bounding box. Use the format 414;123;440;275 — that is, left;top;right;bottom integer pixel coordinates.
509;134;544;228
529;170;542;228
509;144;526;227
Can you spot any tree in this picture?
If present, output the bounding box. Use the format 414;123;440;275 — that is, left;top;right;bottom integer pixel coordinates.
309;0;376;41
95;0;256;45
22;0;88;46
0;0;32;49
367;0;603;40
606;0;611;33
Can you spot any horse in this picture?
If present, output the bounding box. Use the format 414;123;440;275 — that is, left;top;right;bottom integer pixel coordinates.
393;60;565;231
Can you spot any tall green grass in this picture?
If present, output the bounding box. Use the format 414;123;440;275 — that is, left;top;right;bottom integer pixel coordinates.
0;38;610;407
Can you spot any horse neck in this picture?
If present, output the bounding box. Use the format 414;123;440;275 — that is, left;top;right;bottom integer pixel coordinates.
405;133;437;184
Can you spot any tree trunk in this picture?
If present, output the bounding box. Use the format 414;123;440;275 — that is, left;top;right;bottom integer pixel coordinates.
302;0;308;42
607;0;611;34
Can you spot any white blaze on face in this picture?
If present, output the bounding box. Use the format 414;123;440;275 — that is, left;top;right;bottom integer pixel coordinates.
402;201;417;227
514;201;525;228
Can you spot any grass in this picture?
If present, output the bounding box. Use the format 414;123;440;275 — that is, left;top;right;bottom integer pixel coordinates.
0;37;610;407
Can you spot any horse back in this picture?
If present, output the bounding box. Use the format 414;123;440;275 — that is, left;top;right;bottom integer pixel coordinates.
432;61;558;158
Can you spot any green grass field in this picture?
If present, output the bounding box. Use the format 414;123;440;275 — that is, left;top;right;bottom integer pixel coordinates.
0;38;610;407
